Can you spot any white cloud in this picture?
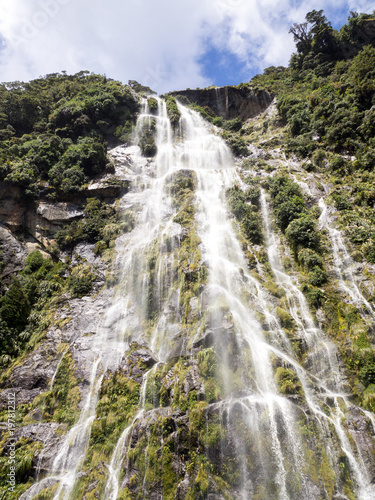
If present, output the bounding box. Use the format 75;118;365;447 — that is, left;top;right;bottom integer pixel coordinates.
0;0;373;93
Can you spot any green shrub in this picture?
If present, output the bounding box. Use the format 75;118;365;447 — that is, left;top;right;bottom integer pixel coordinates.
275;198;307;232
244;185;261;207
329;156;351;176
139;132;157;157
165;96;181;127
23;250;46;273
0;280;31;332
68;270;93;297
311;148;326;168
298;248;323;269
148;97;158;113
275;367;303;395
276;307;294;330
226;186;263;244
360;363;375;387
222;117;242;132
285;215;320;251
227;135;248;156
242;212;263;244
364;239;375;264
308;266;327;286
56;198;118;249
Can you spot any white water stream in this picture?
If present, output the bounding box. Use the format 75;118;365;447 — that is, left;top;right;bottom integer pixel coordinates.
22;100;375;500
318;197;374;317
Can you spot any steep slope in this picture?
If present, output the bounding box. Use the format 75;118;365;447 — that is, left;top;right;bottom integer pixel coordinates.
1;9;375;500
0;94;374;500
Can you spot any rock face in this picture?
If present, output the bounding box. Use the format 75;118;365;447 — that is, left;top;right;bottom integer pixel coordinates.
0;172;129;248
2;94;375;500
0;182;27;230
0;224;27;277
169;85;273;121
36;202;84;223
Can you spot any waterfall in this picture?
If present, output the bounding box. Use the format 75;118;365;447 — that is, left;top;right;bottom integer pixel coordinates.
21;100;375;500
318;197;374;317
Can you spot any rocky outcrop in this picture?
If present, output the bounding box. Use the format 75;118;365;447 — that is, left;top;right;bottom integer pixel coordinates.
0;172;130;248
36;202;83;223
169;85;273;121
0;224;27;277
0;182;27;230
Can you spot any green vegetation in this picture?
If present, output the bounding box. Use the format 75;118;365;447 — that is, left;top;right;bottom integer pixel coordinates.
275;366;304;397
0;72;139;199
0;436;43;499
56;197;135;252
226;184;263;245
248;10;375;265
266;175;321;254
0;250;65;364
37;350;80;426
87;369;140;463
1;9;375;499
251;11;375;159
164;95;181;128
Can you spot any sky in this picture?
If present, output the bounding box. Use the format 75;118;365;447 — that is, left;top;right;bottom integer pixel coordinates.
0;0;374;94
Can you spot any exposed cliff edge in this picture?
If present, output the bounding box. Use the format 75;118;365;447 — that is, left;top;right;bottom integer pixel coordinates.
169;86;273;121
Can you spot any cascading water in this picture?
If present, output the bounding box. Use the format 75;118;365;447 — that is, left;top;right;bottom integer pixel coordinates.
318;197;374;317
22;99;375;500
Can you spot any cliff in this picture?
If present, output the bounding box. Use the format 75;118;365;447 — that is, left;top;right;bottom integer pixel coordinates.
169;86;273;121
1;10;375;500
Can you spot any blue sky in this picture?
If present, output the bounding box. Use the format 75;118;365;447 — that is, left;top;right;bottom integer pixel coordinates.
0;0;373;93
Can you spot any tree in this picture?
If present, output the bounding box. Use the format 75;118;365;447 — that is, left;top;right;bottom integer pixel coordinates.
306;10;335;55
285;215;320;251
0;280;31;332
289;10;340;69
276;198;307;231
289;21;311;56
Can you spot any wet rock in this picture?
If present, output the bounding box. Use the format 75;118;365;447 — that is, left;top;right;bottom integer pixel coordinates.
0;388;42;409
109;144;149;179
4;422;65;478
188;296;199;321
346;405;375;472
183;363;203;394
122;408;192;497
4;342;59;391
27;408;43;422
118;345;157;383
19;477;60;500
193;329;215;348
83;178;130;199
316;308;326;327
86;479;99;492
175;477;191;499
167;336;188;360
0;181;26;230
290;337;308;356
127;346;157;368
